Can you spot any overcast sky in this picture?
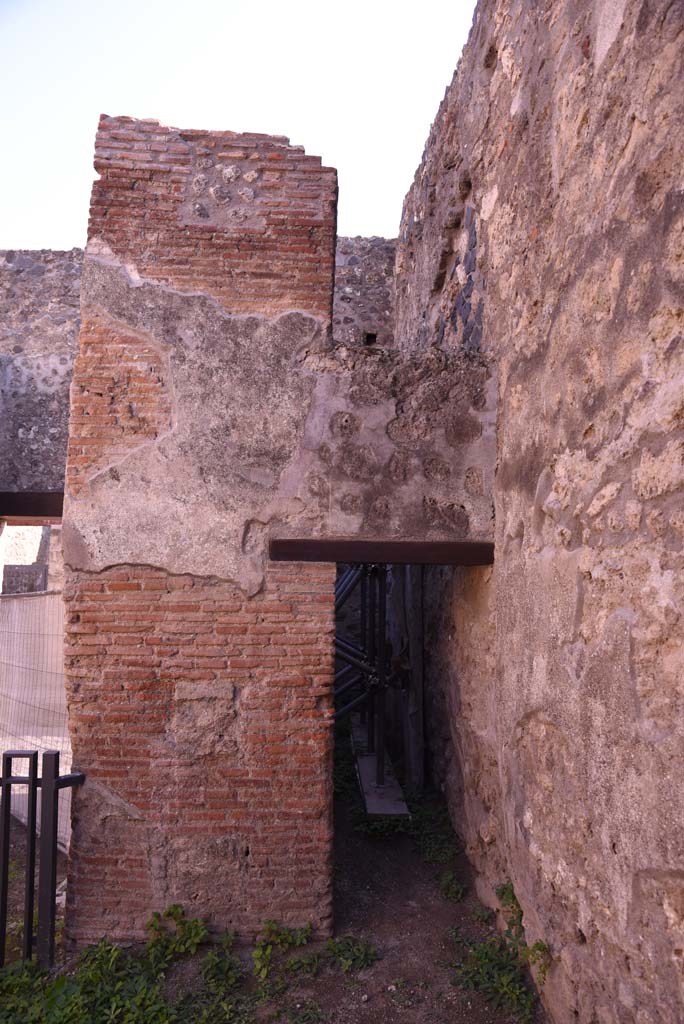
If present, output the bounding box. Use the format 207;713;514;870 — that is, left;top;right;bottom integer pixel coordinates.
0;0;476;249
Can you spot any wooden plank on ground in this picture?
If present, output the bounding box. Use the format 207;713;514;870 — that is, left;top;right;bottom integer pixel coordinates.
351;715;409;817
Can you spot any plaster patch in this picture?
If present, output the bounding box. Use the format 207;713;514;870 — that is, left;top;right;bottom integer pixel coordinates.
481;185;498;222
594;0;628;67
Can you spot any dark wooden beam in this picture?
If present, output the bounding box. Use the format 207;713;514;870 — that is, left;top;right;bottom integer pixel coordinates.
0;492;64;522
269;538;494;566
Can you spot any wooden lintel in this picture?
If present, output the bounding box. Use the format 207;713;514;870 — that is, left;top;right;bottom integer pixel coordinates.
269;537;494;566
0;492;64;521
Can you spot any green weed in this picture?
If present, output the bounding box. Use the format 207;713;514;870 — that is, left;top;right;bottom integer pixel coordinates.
454;934;536;1022
494;882;552;985
349;806;408;837
452;881;552;1022
285;951;323;977
286;999;330;1023
146;903;209;972
324;935;377;973
253;921;312;980
0;906;382;1023
201;932;242;994
439;870;467;902
406;799;461;864
472;904;495;925
348;790;460;866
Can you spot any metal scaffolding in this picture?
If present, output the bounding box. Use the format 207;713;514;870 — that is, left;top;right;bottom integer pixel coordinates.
334;564;391;787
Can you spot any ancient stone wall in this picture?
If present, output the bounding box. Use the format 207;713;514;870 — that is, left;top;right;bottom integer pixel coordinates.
333;236;395;348
394;0;684;1021
2;562;48;594
46;525;64;591
0;249;82;492
0;524;50;594
0;525;64;594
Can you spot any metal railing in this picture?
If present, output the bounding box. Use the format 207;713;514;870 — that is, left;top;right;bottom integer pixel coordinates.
0;749;84;967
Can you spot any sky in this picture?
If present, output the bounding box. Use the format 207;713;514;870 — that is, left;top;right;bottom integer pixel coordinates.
0;0;477;249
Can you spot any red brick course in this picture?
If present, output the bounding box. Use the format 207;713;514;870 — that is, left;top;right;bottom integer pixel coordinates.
88;116;338;322
64;562;336;943
66;315;172;494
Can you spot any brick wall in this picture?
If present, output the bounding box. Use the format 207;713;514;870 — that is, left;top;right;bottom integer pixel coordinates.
64;118;339;944
66;316;172;496
65;562;335;942
64;111;493;946
89;116;337;320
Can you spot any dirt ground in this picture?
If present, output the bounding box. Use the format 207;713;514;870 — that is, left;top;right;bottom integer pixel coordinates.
273;789;546;1024
3;770;546;1023
167;781;548;1023
324;572;547;1022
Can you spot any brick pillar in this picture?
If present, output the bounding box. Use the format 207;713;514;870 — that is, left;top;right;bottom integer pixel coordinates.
63;117;338;942
65;563;335;941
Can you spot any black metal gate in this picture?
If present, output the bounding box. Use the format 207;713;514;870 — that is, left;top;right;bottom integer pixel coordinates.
0;749;84;967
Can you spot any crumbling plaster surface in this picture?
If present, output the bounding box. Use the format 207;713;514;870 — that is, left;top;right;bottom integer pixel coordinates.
395;0;684;1021
64;257;495;593
0;249;82;491
0;235;394;499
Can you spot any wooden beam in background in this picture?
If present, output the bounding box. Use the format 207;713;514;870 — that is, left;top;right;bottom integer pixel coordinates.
0;492;64;523
269;538;494;566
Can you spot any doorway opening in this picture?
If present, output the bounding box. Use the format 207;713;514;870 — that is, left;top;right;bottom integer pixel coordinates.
333;561;403;806
268;540;532;1022
270;537;493;824
333;563;413;816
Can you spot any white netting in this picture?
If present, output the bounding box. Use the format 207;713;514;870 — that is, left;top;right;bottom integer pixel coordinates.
0;591;71;850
